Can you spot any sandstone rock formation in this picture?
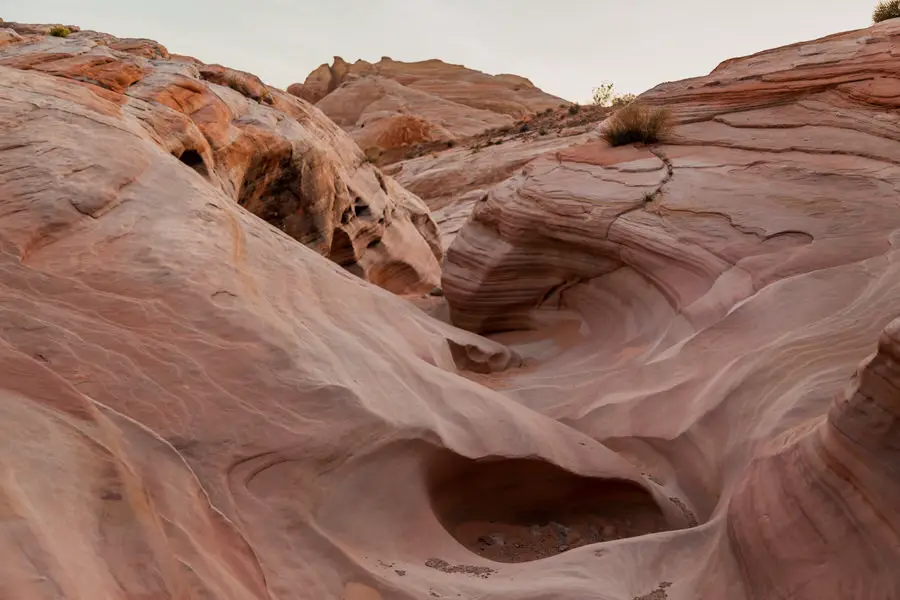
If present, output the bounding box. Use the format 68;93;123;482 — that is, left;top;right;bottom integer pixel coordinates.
390;104;611;250
728;318;900;599
288;56;566;153
0;23;441;294
444;18;900;333
2;18;900;600
436;19;900;598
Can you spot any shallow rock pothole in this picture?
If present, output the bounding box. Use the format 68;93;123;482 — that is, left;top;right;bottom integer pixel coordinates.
427;454;673;563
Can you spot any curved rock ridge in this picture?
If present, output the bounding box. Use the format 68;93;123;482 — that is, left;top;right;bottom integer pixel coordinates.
288;56;567;152
443;18;900;333
389;104;611;250
727;317;900;599
0;24;441;294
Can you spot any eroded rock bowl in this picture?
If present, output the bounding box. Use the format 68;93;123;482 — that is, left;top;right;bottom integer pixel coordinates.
427;453;673;563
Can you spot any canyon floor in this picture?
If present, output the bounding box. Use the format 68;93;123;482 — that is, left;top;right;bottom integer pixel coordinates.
0;17;899;600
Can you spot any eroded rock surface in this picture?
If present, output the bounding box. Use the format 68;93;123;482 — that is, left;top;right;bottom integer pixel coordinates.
444;19;900;333
289;56;566;153
0;26;441;294
2;19;900;600
390;105;610;250
728;318;900;599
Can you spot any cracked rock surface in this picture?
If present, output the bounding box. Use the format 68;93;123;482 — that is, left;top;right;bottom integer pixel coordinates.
442;20;900;333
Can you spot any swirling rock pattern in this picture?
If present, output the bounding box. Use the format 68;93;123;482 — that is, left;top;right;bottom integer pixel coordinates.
2;19;900;600
443;19;900;333
0;23;441;294
728;318;900;599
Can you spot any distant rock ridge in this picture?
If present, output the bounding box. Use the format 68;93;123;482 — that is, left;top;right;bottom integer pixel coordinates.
288;56;566;152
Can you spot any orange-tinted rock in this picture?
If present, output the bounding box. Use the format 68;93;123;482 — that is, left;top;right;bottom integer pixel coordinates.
289;56;567;152
0;27;25;48
0;27;441;294
1;21;81;36
0;52;147;93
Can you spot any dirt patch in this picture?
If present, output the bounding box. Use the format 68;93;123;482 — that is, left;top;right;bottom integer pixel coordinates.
427;453;673;563
668;496;698;526
633;581;672;600
424;558;495;579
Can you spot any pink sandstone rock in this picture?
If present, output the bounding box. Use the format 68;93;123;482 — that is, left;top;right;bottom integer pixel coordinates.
1;18;900;600
443;19;900;333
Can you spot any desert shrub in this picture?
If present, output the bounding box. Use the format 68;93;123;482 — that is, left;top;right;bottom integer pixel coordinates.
538;127;548;136
567;103;580;115
594;81;638;108
592;81;614;106
601;103;673;147
611;93;637;107
873;0;900;21
49;25;71;37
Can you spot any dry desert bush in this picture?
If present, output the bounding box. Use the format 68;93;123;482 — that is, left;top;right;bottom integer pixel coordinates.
601;102;673;147
873;0;900;22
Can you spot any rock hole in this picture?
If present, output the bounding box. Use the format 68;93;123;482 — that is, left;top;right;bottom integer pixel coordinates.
427;453;673;563
354;198;372;218
367;260;422;295
329;229;357;266
343;262;365;279
178;149;208;177
367;238;382;249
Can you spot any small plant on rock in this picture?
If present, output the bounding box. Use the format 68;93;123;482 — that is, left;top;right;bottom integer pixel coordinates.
594;81;638;108
611;93;637;107
873;0;900;21
601;102;673;147
567;103;581;115
592;81;615;106
49;25;71;38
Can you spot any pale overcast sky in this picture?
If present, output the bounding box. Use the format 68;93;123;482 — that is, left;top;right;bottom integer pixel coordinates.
2;1;875;102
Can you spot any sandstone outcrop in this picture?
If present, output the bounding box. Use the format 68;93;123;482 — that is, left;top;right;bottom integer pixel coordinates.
435;19;900;598
0;25;441;294
389;104;611;249
444;18;900;333
3;18;900;600
728;317;900;599
289;57;566;152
